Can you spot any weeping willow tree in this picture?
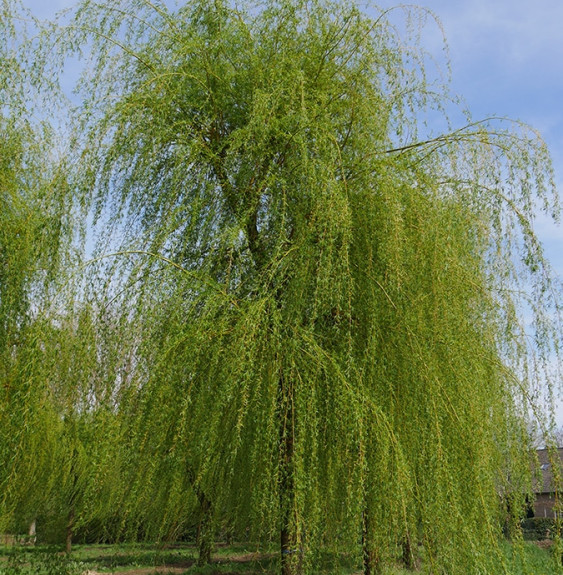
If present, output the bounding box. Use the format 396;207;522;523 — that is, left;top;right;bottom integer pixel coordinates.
0;0;89;541
0;116;64;535
53;0;563;573
29;300;133;552
0;2;135;545
0;115;64;532
0;29;55;526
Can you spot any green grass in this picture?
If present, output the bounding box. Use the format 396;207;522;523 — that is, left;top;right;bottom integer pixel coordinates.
502;540;558;575
0;541;558;574
72;542;196;571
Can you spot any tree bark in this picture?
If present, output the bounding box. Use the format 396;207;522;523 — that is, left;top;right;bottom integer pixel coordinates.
66;506;75;555
279;372;300;575
401;534;415;570
362;510;381;575
197;495;214;566
28;518;36;545
186;462;214;566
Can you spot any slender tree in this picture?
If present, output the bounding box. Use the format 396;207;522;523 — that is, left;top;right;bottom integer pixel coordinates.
0;110;68;537
0;2;92;543
48;0;563;573
34;301;129;551
0;10;67;522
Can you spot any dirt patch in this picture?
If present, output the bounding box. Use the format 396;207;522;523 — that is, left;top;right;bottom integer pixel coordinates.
83;568;187;575
87;553;277;575
533;539;553;550
215;552;276;563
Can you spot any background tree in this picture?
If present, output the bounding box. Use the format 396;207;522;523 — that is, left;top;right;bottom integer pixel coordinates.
0;114;69;536
34;301;130;551
0;9;70;523
0;2;98;545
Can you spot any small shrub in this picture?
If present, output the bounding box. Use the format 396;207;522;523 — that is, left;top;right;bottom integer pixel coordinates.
521;517;555;540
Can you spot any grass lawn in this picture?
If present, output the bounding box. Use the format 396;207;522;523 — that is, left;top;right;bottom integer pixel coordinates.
0;540;559;574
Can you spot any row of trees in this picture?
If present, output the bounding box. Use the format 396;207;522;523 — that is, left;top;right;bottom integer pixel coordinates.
1;1;563;573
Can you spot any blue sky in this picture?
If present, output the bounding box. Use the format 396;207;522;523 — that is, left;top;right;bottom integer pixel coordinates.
376;0;563;273
23;0;563;420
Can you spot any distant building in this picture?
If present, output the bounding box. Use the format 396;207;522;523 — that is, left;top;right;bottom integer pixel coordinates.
533;448;563;518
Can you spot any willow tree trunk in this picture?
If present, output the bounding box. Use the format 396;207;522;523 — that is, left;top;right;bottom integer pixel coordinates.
362;509;381;575
186;463;214;565
28;518;36;545
65;506;75;555
196;495;214;566
279;373;299;575
401;534;415;570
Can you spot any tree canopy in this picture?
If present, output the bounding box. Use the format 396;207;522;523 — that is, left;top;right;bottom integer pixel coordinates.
1;1;562;574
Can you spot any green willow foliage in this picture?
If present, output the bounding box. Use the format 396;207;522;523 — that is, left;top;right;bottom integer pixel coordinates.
2;0;561;573
0;2;82;537
0;117;65;532
0;15;62;519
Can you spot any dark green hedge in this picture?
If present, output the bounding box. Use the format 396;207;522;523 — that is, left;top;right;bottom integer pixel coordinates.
521;517;555;540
